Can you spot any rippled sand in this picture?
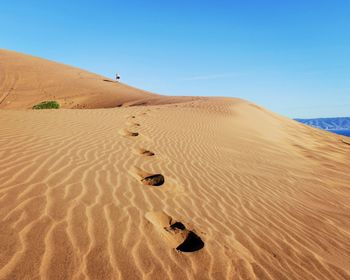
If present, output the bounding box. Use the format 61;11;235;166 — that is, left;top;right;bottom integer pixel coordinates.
0;50;349;280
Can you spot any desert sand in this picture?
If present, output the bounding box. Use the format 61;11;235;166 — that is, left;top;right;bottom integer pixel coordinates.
0;50;349;280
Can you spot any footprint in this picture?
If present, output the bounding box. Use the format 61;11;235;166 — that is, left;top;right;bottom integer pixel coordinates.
134;148;155;157
103;79;115;83
145;211;204;252
126;121;140;127
341;139;350;145
129;167;185;194
142;174;164;186
131;167;164;187
119;129;139;137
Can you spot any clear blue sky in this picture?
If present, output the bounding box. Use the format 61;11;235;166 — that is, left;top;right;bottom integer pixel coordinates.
1;0;350;118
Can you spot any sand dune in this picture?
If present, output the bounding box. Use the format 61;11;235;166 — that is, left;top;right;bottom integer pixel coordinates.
0;49;160;109
0;51;350;279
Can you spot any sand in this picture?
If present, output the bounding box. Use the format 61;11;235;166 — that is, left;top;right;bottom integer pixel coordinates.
0;50;350;280
0;49;159;109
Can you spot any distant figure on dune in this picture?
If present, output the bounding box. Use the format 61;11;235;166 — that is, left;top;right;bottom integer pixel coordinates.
116;73;120;81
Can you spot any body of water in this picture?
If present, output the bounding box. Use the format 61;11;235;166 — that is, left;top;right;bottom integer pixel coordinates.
328;130;350;137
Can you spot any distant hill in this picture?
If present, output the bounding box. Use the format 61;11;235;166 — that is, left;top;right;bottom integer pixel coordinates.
295;117;350;130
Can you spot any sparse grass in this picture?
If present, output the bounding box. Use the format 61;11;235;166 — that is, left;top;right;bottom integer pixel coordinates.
32;101;60;110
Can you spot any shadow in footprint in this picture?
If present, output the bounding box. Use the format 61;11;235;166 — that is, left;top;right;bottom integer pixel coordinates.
126;121;140;127
145;211;204;252
119;129;139;137
103;79;116;83
141;150;155;156
142;174;164;186
342;140;350;145
134;148;155;157
131;167;164;187
176;231;204;252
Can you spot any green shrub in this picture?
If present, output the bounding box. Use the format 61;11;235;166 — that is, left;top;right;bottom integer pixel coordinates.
32;101;60;110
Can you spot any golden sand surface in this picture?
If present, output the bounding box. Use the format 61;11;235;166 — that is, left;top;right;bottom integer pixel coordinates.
0;50;349;279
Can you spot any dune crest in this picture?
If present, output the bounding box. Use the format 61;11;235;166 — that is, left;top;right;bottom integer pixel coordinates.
0;49;157;109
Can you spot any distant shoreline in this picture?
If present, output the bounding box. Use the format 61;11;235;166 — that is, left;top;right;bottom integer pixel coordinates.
295;118;350;136
328;129;350;137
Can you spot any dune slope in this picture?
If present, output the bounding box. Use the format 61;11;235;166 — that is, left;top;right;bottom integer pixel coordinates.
0;49;160;109
0;97;349;279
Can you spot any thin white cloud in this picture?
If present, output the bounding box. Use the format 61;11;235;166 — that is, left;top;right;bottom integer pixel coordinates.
181;72;241;81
